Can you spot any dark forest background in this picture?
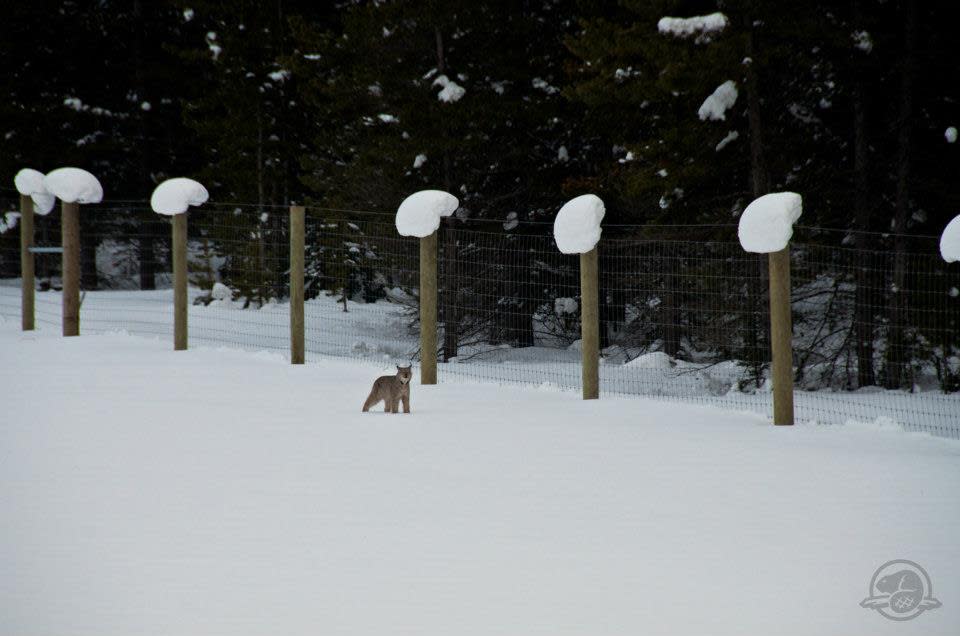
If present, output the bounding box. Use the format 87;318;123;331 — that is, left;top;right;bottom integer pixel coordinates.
2;0;958;226
1;0;958;392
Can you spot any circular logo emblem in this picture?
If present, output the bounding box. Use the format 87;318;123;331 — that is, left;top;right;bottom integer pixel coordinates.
860;560;941;621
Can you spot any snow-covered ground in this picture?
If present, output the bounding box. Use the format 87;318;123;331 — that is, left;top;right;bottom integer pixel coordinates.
1;323;958;635
1;283;957;438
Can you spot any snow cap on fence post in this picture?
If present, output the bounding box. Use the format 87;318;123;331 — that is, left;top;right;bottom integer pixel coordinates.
395;189;459;237
150;177;209;215
737;192;803;253
14;168;56;215
42;167;103;204
553;194;605;254
940;215;960;263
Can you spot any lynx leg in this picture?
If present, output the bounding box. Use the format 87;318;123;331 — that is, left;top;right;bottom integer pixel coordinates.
402;394;410;414
389;397;400;414
362;390;379;412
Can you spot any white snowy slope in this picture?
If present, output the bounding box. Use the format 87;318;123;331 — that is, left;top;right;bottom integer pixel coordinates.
395;189;459;237
1;324;958;636
941;215;960;262
657;12;729;39
150;177;209;216
698;80;738;121
738;192;803;253
42;167;103;204
13;168;56;215
553;194;605;254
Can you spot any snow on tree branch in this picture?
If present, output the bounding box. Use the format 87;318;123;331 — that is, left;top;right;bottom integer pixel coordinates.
698;81;738;121
658;13;728;43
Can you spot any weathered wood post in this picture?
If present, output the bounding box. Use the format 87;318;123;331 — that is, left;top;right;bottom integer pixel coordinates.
19;194;35;331
15;168;56;331
395;190;460;386
738;192;802;426
290;205;305;365
580;246;600;399
61;201;80;336
420;230;438;384
554;194;605;400
768;248;794;425
42;168;104;337
151;177;209;351
172;213;188;350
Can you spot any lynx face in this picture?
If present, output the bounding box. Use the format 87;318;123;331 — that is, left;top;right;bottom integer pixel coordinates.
396;365;412;385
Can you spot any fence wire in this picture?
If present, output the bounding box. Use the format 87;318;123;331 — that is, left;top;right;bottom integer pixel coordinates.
0;198;957;438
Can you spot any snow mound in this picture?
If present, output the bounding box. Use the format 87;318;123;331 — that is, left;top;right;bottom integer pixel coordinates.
150;178;209;216
42;167;103;204
658;13;728;40
698;81;738;121
553;194;605;255
13;168;56;215
395;190;459;237
211;282;231;301
738;192;803;253
941;215;960;263
626;351;674;370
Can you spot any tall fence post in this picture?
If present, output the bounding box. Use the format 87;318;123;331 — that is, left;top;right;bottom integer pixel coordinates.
580;246;600;399
290;205;305;365
420;231;438;385
61;201;80;337
19;194;35;331
768;247;794;425
172;213;188;350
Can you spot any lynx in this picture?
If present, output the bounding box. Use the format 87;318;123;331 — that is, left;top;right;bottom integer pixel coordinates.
361;365;412;414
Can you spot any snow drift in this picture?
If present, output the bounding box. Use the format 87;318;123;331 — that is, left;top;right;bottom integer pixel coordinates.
738;192;803;253
553;194;605;254
13;168;56;215
150;178;209;216
395;190;459;237
42;167;103;204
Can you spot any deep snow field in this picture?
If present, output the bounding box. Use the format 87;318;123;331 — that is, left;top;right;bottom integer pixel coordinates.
2;322;959;635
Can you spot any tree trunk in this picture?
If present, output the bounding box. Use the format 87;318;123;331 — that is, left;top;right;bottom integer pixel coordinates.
852;0;877;388
885;1;917;390
132;0;157;291
743;17;770;386
435;26;459;361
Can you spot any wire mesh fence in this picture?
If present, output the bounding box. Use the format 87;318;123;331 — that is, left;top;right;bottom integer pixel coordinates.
1;198;957;438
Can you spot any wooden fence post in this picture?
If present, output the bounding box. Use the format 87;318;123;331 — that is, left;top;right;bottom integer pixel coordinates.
172;213;188;350
290;205;305;365
61;201;80;337
580;246;600;399
420;231;438;385
768;247;794;425
20;194;35;331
